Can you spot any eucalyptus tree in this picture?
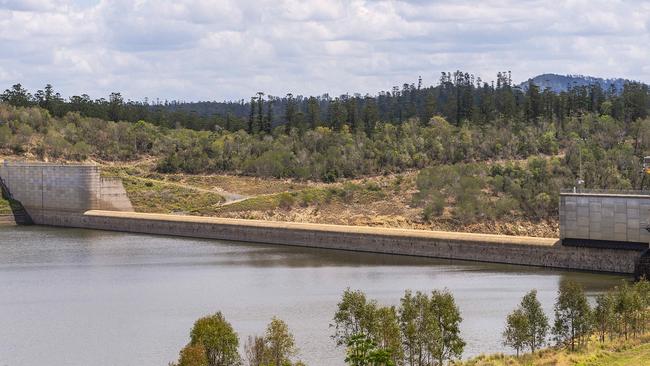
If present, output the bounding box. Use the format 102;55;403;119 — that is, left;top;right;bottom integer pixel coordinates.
552;280;593;351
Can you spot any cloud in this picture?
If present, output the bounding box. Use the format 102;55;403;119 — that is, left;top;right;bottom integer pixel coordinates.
0;0;648;101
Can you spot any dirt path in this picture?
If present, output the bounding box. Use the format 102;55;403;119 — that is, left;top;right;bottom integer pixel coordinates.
128;176;250;204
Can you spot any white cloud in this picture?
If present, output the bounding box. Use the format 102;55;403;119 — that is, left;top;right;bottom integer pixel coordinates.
0;0;649;101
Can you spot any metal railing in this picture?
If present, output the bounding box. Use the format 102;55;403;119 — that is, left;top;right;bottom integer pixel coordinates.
560;188;650;195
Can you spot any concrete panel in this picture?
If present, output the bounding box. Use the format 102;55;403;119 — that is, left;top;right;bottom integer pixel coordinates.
560;193;650;246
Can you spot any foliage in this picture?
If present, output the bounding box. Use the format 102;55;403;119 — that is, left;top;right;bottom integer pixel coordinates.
2;73;650;224
243;317;300;366
333;288;465;366
520;290;549;352
189;312;241;366
502;290;548;356
345;334;395;366
552;280;593;351
502;309;529;357
427;290;465;365
175;344;209;366
331;288;379;346
264;317;298;366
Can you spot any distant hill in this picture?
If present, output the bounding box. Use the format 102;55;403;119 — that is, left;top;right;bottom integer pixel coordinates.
518;73;632;93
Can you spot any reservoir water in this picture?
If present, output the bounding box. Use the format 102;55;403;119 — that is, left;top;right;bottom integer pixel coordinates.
0;225;627;366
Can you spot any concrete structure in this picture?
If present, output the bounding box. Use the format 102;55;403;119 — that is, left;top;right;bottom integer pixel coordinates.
33;209;641;274
560;190;650;248
0;161;132;223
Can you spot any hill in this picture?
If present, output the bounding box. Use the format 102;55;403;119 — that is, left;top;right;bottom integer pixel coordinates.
518;73;633;93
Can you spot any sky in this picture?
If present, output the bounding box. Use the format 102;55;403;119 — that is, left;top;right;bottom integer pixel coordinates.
0;0;649;102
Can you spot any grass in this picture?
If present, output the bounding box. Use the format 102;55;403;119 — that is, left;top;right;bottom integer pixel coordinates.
212;183;387;215
102;165;312;196
460;333;650;366
0;197;10;214
120;176;224;215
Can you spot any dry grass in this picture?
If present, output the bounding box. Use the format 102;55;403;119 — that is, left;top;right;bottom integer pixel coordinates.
59;162;561;237
119;176;224;215
459;333;650;366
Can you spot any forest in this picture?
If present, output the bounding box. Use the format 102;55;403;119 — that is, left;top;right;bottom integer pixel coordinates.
1;71;649;225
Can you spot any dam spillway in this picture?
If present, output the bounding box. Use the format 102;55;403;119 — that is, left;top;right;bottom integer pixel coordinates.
0;161;647;275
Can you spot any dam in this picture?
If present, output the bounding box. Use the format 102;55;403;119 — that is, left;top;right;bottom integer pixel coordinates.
1;161;649;275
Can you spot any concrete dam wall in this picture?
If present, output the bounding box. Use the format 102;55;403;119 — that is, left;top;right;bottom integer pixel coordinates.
0;161;132;223
35;210;640;274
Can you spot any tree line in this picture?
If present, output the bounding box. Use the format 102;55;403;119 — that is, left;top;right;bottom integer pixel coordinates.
2;71;650;224
3;102;650;223
170;279;650;366
3;71;648;134
503;279;650;356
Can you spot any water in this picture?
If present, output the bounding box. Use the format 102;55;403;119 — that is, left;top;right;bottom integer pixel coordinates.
0;225;627;366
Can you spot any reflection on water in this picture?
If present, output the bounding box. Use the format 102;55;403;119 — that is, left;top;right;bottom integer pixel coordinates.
0;225;627;366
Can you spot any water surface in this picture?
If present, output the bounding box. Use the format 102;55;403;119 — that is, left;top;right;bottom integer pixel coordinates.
0;226;627;366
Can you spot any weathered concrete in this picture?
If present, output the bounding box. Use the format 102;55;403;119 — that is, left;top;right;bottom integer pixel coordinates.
0;161;132;222
98;177;134;211
0;214;16;226
34;210;643;274
560;192;650;246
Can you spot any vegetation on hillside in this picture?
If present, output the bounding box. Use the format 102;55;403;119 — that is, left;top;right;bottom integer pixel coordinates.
1;71;649;227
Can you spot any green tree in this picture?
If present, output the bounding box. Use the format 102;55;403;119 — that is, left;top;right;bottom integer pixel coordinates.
594;292;615;342
429;289;465;366
0;83;33;107
285;93;296;133
256;92;265;134
613;282;644;340
552;281;592;351
502;308;529;357
248;96;256;134
373;306;403;365
175;344;209;366
332;289;378;346
345;334;394;366
264;317;297;366
307;96;320;129
399;290;431;366
190;312;241;366
264;96;273;134
520;290;548;352
399;290;465;366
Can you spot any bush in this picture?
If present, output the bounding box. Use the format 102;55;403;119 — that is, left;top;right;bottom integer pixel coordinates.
278;193;295;210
